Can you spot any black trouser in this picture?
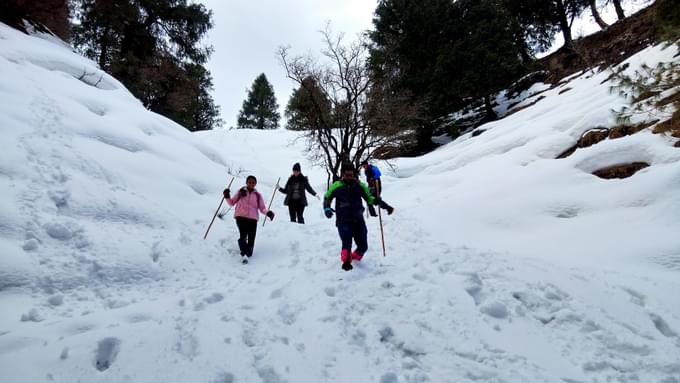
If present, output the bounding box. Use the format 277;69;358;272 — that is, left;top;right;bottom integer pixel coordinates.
235;217;257;256
288;201;305;224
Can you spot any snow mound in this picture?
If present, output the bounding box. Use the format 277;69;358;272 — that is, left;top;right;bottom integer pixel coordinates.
0;22;230;291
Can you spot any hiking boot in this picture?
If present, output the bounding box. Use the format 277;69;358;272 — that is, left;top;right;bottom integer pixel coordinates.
351;251;363;262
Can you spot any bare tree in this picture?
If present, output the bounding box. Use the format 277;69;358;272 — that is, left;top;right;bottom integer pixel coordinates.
278;26;404;185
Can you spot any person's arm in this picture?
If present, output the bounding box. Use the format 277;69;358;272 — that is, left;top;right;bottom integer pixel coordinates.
226;189;242;206
257;192;268;215
304;177;317;196
359;182;376;205
278;178;289;194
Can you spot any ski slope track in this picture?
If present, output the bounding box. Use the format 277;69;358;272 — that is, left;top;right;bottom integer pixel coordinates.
1;22;680;383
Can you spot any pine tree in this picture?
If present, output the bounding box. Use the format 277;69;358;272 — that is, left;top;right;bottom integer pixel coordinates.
508;0;589;48
284;77;331;131
657;0;680;41
369;0;459;151
237;74;280;130
438;0;527;121
73;0;221;131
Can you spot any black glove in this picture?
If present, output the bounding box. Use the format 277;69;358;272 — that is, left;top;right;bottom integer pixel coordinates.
223;188;230;199
373;196;382;205
279;187;285;193
266;210;275;221
324;208;333;219
239;188;247;197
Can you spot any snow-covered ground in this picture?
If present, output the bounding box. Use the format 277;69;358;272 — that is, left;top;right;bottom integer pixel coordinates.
1;22;680;383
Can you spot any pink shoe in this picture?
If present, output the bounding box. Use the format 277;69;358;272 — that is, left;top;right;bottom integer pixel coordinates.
341;249;351;263
351;251;363;261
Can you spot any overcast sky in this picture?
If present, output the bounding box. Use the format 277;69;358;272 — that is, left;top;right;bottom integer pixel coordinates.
199;0;377;129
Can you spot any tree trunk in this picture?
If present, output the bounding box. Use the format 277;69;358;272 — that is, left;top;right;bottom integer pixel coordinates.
415;123;435;154
484;95;498;121
611;0;625;20
98;25;110;69
590;0;609;29
555;0;573;48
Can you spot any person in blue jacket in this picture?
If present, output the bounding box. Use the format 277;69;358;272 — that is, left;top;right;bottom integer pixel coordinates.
323;163;394;271
361;160;393;216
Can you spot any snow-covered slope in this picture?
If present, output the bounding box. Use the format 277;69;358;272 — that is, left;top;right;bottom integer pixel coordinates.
1;23;679;383
392;43;680;271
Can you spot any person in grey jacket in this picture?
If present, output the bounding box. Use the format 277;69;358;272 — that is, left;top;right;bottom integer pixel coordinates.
279;163;318;224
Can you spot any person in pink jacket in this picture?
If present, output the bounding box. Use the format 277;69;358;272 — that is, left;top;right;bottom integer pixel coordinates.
223;175;275;264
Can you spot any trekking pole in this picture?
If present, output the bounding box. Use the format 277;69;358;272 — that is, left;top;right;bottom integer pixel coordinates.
203;176;234;240
376;182;386;257
263;177;281;227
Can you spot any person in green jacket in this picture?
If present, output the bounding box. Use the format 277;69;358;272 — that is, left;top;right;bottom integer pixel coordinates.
323;163;394;271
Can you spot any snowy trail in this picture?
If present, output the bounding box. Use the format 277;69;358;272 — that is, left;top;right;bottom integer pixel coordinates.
3;203;679;382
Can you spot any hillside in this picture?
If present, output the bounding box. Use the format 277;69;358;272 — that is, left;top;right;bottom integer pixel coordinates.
1;21;680;383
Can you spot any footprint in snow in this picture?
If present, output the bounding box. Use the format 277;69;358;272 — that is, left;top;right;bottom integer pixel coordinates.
95;337;121;371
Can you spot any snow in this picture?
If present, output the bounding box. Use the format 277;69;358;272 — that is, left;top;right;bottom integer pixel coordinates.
1;22;680;383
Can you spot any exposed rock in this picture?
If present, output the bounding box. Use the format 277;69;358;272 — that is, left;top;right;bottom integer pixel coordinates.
608;123;648;139
674;140;680;148
471;129;486;137
558;123;652;159
579;128;610;148
592;162;650;179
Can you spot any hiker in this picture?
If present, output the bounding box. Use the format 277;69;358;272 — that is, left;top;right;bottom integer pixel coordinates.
223;175;275;264
278;162;319;224
360;160;394;216
323;163;394;271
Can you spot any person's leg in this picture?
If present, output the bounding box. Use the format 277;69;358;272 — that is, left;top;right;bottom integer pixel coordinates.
246;218;257;256
288;204;296;222
337;223;353;263
235;218;249;255
297;205;305;224
352;219;368;261
379;200;394;215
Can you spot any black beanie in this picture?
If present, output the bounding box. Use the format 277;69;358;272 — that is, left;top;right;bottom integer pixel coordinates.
293;163;301;172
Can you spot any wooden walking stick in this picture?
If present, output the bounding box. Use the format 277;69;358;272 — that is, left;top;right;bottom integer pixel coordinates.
203;176;234;240
376;182;387;257
263;177;281;227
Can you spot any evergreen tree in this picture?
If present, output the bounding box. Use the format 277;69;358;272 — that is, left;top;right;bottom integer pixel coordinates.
237;74;280;130
437;0;527;121
508;0;589;48
73;0;221;131
369;0;459;151
657;0;680;41
285;77;331;131
369;0;532;147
